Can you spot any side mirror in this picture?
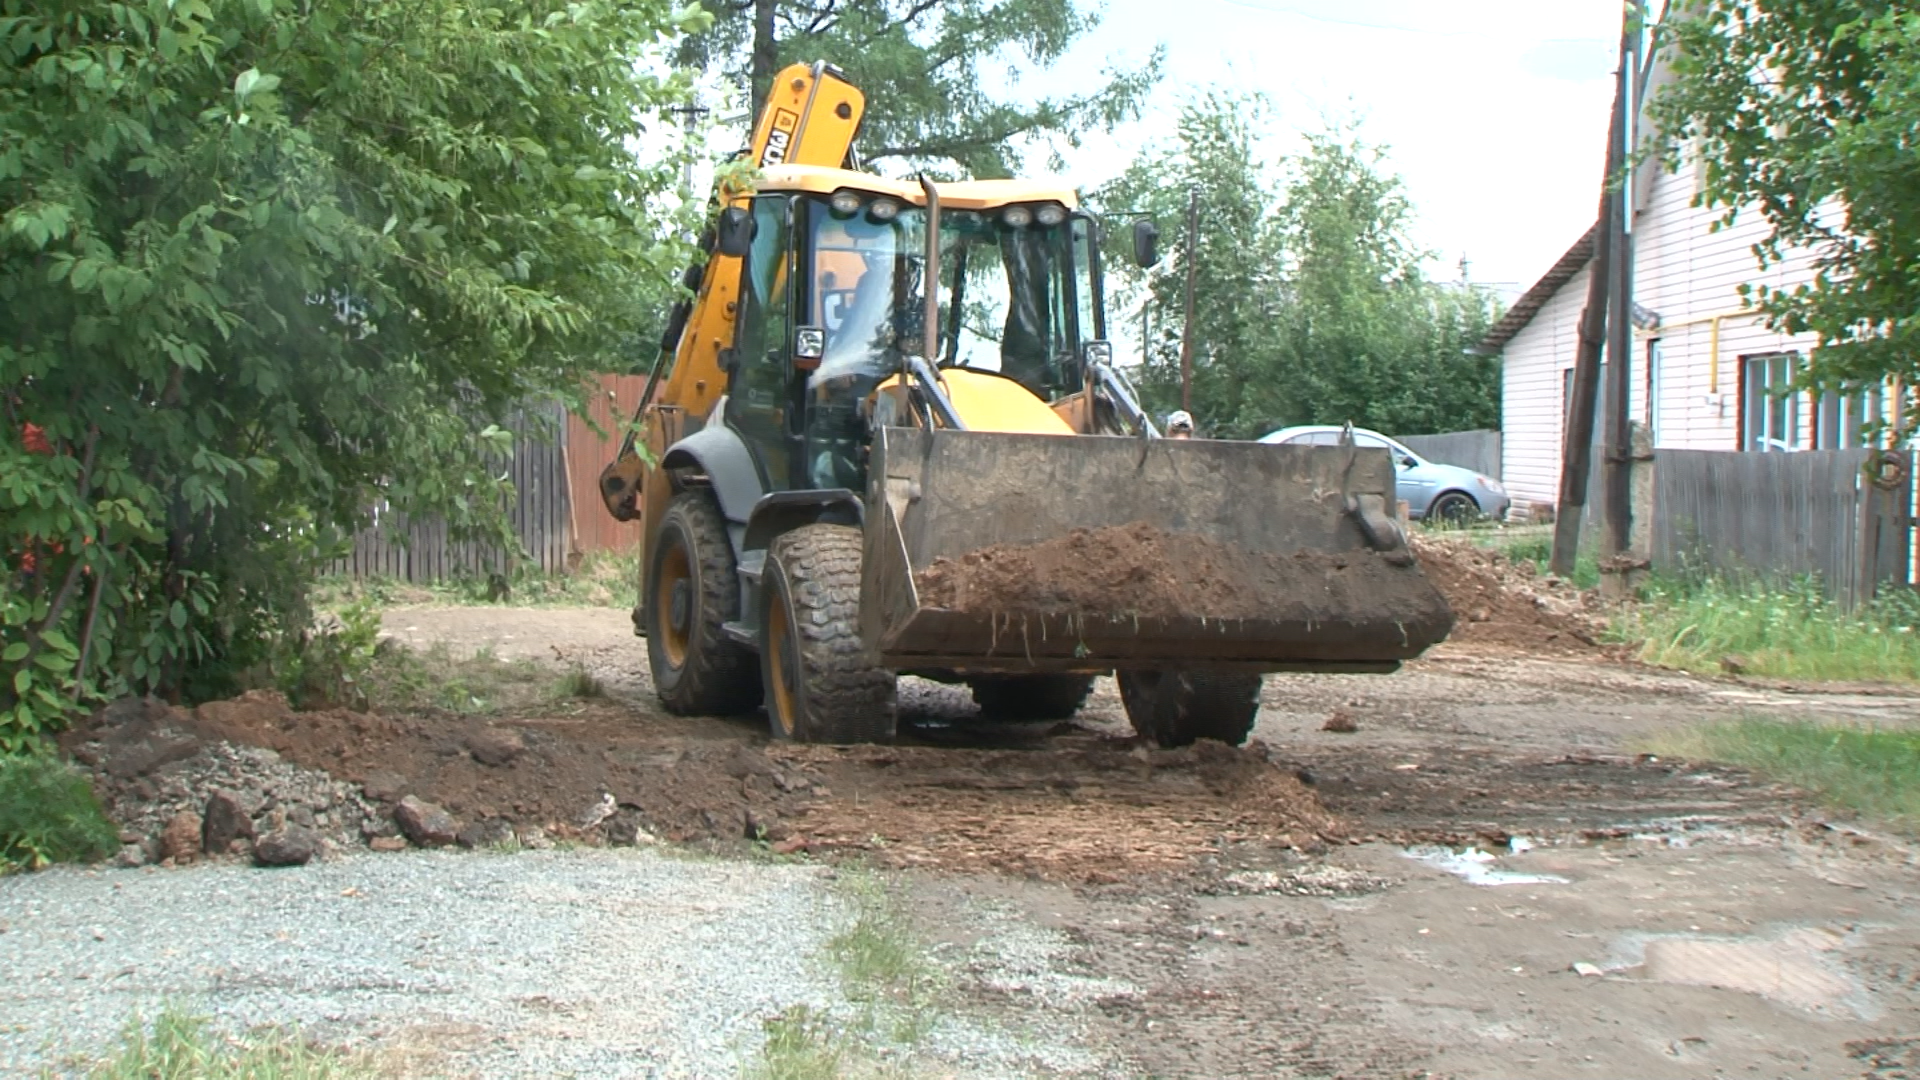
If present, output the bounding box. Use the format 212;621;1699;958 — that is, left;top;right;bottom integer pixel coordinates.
715;206;755;258
1400;455;1418;469
1131;219;1159;268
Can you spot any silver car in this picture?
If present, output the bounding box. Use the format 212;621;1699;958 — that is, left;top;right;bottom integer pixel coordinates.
1257;425;1511;523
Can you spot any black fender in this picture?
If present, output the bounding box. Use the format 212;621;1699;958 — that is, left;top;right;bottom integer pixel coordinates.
661;424;765;527
743;489;864;556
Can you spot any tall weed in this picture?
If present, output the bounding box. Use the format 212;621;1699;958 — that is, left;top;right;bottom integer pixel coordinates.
0;753;117;872
1619;574;1920;683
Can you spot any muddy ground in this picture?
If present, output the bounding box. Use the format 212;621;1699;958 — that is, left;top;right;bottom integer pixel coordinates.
336;602;1920;1078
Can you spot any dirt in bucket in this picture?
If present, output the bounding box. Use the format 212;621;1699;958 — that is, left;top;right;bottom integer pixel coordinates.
913;521;1416;622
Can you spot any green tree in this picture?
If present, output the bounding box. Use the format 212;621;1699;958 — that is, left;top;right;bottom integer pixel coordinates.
1651;2;1920;424
1263;127;1501;436
679;0;1164;177
1099;97;1500;439
1096;88;1286;438
1;0;704;747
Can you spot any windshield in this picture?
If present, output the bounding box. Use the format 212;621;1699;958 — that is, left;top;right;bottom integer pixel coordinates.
936;209;1088;396
802;194;1092;400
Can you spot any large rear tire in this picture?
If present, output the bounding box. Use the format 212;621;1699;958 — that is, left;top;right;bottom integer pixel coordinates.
646;491;761;715
761;525;898;744
966;674;1097;721
1119;670;1263;748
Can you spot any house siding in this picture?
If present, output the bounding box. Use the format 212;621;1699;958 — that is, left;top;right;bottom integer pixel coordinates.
1499;151;1831;514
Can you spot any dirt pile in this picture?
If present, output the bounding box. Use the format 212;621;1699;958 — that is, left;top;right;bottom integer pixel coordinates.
63;691;841;862
774;737;1342;881
65;679;1345;881
65;696;383;867
914;521;1413;622
1409;535;1609;654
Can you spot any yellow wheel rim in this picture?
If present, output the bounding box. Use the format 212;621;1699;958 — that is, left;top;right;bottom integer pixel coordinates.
656;540;693;669
767;586;800;737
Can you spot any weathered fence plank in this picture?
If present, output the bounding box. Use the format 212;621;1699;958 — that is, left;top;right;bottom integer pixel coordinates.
328;401;574;583
1652;448;1914;606
1399;430;1502;479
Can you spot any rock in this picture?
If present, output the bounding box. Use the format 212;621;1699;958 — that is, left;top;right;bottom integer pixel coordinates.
201;790;257;854
159;811;202;863
467;729;526;767
253;828;319;867
394;796;460;847
576;793;617;830
1322;711;1359;734
1468;608;1492;623
104;734;201;780
723;746;777;780
604;812;659;847
360;771;407;803
1573;962;1604;977
771;836;809;855
369;836;408;853
193;690;294;732
455;819;514;849
95;696;174;729
1719;655;1748;675
114;844;149;869
517;826;552;850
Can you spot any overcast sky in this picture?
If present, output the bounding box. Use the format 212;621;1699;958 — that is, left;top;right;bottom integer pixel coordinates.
1015;0;1629;301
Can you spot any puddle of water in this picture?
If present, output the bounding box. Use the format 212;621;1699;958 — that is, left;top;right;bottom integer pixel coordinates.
1402;845;1571;886
1599;926;1880;1020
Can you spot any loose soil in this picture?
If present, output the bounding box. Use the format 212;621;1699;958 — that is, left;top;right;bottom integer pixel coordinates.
1410;532;1611;654
913;520;1428;623
51;604;1920;1079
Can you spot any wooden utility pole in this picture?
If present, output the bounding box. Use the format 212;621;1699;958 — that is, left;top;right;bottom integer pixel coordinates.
1179;188;1199;414
1550;19;1633;578
1601;6;1642;562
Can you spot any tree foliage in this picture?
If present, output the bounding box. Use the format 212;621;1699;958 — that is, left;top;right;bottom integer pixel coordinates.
1097;91;1500;440
678;0;1164;177
1651;1;1920;421
1;0;702;746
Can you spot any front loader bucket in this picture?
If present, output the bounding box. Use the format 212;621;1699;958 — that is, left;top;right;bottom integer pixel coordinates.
860;428;1454;675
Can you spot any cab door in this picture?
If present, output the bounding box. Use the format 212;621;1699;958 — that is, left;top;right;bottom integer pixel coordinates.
726;195;798;489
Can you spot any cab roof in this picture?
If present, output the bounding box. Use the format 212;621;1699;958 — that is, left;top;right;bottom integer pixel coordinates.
753;164;1080;210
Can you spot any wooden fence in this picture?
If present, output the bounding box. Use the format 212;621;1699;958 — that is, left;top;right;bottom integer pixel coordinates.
1399;430;1502;479
1651;448;1915;606
330;401;580;583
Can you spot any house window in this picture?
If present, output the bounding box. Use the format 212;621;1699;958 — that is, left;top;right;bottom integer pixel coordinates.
1814;387;1884;450
1741;352;1801;452
1645;338;1661;443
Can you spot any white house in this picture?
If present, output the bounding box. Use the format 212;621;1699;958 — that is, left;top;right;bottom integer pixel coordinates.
1480;53;1893;519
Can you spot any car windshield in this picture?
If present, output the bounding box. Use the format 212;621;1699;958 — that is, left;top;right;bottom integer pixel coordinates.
802;194;1090;402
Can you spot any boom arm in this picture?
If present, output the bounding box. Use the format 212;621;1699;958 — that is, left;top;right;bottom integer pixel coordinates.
598;62;867;521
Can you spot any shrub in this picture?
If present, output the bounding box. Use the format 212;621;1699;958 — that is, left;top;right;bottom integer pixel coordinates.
0;753;117;871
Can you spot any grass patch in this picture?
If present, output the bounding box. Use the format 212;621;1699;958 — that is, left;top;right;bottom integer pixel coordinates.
362;642;556;716
1649;718;1920;828
58;1005;375;1079
749;869;943;1079
549;662;607;703
1495;535;1602;589
1617;575;1920;683
313;548;640;611
748;1005;852;1080
1;753;117;872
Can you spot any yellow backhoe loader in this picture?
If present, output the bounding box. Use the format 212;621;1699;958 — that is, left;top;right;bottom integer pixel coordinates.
599;62;1454;746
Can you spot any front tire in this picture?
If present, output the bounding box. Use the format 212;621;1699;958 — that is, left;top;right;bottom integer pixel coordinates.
1119;670;1263;748
1427;491;1480;525
761;525;897;744
646;491;761;715
967;674;1097;721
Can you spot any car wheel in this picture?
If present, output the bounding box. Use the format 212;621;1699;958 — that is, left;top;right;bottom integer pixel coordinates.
1428;491;1480;525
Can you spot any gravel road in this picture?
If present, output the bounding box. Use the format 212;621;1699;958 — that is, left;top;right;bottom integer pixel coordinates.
2;849;849;1077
